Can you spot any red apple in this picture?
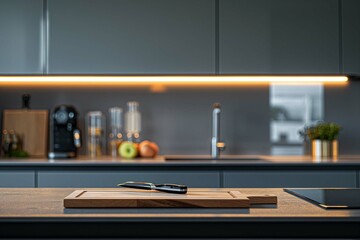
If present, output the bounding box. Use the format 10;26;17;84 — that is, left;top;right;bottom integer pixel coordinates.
139;140;159;158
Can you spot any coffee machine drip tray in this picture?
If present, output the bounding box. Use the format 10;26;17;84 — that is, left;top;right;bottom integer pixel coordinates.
284;188;360;209
48;152;76;159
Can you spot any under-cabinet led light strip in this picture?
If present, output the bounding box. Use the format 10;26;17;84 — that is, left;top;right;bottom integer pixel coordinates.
0;75;348;86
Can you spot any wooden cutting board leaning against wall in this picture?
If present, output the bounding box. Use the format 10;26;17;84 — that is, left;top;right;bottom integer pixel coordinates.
2;109;48;157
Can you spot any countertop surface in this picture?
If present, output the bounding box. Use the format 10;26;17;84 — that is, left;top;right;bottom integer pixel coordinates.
0;188;359;238
1;155;360;170
1;187;359;220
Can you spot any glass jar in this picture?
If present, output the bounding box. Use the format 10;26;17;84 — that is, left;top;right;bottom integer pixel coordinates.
108;107;123;157
86;111;105;157
125;101;141;142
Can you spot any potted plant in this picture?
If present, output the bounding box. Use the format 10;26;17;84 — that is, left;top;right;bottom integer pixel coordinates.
306;122;341;158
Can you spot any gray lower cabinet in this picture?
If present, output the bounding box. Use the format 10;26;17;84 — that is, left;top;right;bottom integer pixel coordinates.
223;171;357;188
48;0;215;74
0;171;35;187
220;0;339;74
342;0;360;74
37;170;220;188
0;0;43;74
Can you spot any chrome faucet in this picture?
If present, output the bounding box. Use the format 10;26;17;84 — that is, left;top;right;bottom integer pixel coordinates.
211;103;225;158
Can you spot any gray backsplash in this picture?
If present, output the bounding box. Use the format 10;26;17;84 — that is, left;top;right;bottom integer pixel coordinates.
1;82;358;156
0;86;270;155
324;81;360;154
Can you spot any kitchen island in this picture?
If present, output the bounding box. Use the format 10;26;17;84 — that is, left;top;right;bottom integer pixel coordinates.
1;155;360;189
2;155;360;170
0;155;360;169
0;188;359;238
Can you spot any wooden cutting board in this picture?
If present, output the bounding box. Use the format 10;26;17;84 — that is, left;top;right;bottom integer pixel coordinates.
64;190;277;208
2;109;48;157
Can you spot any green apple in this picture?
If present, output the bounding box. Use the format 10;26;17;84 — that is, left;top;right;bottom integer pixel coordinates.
119;141;138;159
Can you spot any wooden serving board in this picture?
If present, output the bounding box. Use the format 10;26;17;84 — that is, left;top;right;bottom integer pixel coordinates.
64;190;277;208
2;109;48;157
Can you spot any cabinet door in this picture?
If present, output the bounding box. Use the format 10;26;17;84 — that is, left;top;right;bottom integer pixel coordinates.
48;0;215;74
223;170;357;188
342;0;360;74
220;0;339;74
38;170;220;188
0;171;35;187
0;0;43;74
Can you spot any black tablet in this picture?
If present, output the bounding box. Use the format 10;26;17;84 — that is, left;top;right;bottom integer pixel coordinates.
284;188;360;209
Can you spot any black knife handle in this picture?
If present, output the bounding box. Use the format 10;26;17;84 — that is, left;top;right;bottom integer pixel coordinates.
154;184;188;194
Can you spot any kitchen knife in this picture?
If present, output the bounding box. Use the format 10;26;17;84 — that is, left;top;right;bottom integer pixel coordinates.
117;181;188;194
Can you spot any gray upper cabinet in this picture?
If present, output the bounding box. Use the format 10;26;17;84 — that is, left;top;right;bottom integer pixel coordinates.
342;0;360;74
0;0;43;74
48;0;215;74
220;0;339;74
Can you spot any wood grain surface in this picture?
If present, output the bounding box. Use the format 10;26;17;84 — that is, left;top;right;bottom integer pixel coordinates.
63;189;277;208
0;188;359;219
2;109;48;157
1;188;359;239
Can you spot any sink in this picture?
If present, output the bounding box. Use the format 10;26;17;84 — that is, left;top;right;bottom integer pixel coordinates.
165;156;264;161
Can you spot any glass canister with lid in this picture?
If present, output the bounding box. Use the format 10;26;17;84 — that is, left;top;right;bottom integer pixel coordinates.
125;101;141;143
86;111;106;157
108;107;123;157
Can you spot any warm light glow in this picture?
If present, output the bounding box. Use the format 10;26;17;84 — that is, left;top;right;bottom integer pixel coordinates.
0;75;348;87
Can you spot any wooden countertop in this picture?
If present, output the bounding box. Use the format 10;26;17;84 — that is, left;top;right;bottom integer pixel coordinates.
0;188;359;238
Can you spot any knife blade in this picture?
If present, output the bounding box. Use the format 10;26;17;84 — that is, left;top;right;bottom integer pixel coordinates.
117;181;187;194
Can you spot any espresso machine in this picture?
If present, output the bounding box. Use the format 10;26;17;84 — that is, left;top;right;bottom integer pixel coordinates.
48;105;81;159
